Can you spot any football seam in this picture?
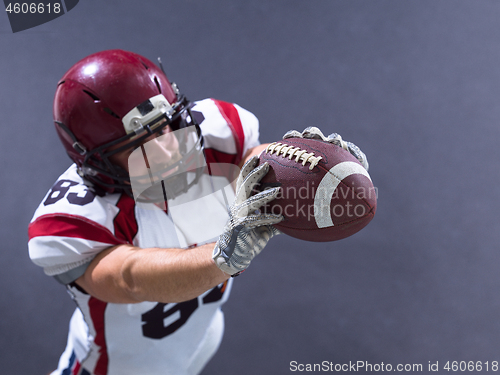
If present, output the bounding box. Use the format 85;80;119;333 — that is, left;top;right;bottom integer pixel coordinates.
259;158;318;175
264;142;324;170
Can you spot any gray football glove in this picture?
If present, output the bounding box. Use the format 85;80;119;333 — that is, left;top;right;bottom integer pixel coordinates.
283;126;369;171
212;156;283;276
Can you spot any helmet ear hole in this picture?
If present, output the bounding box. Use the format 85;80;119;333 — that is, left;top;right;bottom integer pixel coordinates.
154;76;162;94
103;107;120;119
83;90;100;102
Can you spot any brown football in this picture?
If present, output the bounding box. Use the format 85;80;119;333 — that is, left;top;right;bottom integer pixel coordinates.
257;137;377;242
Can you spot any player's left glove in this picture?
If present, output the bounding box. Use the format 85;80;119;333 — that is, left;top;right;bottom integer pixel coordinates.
283;126;369;171
212;156;283;276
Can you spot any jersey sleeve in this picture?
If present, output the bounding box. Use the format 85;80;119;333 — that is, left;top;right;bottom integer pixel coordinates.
28;214;124;283
193;99;260;166
28;166;134;284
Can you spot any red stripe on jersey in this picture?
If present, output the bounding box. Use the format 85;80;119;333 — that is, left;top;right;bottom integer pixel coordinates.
88;297;109;375
204;147;238;165
212;99;245;163
112;194;138;244
203;147;241;180
72;359;81;375
28;213;125;246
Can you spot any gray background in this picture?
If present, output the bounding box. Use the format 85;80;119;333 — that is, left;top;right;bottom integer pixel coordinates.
1;1;500;374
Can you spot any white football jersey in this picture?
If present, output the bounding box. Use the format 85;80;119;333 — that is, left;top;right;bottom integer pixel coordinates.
28;99;260;375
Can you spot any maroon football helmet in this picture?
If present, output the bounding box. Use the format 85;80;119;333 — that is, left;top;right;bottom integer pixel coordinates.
53;49;203;196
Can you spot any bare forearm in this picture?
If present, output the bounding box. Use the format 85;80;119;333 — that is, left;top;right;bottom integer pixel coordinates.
122;243;229;303
77;243;230;304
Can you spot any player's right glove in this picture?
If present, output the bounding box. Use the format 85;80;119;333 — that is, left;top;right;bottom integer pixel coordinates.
212;156;283;276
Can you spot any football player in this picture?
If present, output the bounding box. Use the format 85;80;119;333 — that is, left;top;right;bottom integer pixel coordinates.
28;49;283;375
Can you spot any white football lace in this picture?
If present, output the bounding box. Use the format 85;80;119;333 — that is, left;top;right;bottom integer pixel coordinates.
283;127;369;171
264;142;323;170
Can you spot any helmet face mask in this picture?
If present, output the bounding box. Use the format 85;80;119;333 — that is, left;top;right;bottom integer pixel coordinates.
128;124;206;203
53;49;204;198
79;97;204;199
